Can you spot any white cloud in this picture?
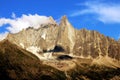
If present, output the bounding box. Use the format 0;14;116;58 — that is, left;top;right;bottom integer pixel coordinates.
70;2;120;23
0;13;52;40
70;9;94;17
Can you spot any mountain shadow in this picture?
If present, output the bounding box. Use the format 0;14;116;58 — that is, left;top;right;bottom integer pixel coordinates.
43;45;65;53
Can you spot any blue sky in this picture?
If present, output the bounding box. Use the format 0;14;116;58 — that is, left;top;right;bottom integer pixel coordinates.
0;0;120;40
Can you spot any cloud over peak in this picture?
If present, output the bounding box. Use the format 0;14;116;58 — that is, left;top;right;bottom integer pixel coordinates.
0;13;52;40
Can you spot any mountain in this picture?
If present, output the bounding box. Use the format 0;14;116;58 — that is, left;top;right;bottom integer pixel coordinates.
1;15;120;80
6;16;120;62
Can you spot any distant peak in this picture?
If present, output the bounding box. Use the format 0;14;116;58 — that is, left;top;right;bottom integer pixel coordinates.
48;16;56;24
61;15;68;22
61;15;67;20
60;15;70;25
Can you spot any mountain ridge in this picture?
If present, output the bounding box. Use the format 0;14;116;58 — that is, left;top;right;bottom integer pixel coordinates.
6;16;120;61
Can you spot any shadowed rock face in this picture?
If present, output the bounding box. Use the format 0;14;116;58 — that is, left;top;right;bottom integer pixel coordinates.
6;16;120;61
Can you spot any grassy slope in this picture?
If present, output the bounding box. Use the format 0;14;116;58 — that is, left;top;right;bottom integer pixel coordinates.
67;63;120;80
0;40;66;80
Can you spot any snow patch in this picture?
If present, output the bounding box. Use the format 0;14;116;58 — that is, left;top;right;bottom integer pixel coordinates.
43;52;53;59
20;43;24;48
26;46;40;54
26;46;43;60
26;46;53;60
41;33;46;39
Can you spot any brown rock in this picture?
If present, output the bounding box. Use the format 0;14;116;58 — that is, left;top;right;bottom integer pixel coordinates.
6;16;120;61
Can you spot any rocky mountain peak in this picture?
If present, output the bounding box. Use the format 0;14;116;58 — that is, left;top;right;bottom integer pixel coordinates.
48;16;56;24
57;16;76;55
60;15;70;26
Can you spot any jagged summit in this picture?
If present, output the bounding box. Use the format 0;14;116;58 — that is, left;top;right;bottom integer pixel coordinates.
60;15;67;24
59;15;75;31
48;16;56;24
60;15;71;26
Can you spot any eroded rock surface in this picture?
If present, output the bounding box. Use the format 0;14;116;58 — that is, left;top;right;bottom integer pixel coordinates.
6;16;120;64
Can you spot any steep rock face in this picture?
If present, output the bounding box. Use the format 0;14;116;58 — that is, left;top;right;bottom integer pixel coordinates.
6;16;120;62
6;16;76;55
57;16;76;54
73;29;120;60
7;18;58;53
